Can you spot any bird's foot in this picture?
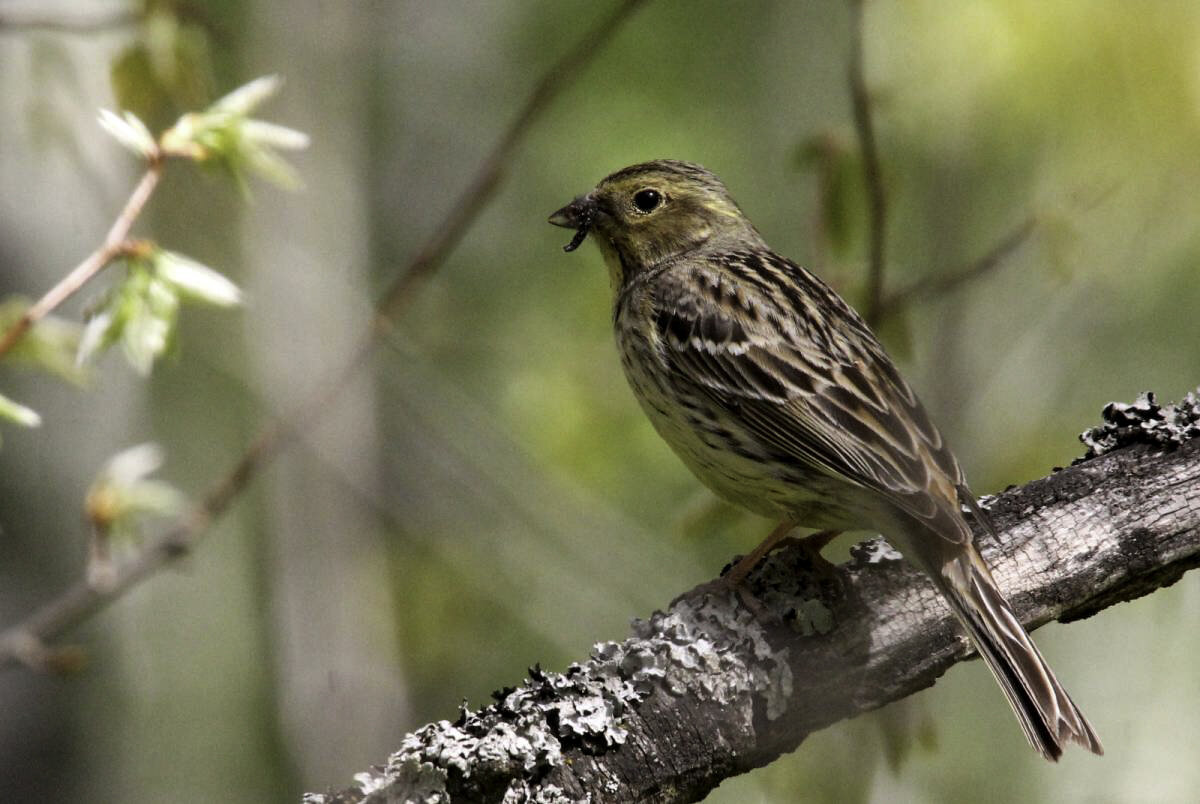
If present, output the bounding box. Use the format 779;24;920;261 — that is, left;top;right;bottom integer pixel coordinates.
670;529;843;622
670;571;774;620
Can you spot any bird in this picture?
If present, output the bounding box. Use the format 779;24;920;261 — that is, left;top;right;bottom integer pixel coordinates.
548;159;1102;761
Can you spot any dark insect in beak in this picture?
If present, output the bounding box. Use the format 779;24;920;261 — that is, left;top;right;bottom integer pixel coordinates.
548;196;597;253
562;221;591;252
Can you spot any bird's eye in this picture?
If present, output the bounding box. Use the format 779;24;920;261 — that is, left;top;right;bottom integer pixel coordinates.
632;189;663;213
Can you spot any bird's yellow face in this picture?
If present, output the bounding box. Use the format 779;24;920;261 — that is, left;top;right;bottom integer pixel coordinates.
550;160;761;289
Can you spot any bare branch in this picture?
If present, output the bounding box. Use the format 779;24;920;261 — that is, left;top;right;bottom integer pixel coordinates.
880;213;1039;317
0;0;649;671
307;435;1200;803
372;0;649;326
848;0;888;327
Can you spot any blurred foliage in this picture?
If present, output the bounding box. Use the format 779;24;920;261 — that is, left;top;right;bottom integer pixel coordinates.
0;299;84;384
0;389;42;436
794;130;865;261
1;1;1199;803
0;300;80;440
110;5;215;130
83;442;185;588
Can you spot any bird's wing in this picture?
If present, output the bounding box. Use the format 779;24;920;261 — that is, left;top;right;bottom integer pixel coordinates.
649;249;967;541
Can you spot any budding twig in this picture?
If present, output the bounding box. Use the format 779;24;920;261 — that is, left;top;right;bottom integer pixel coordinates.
0;159;164;360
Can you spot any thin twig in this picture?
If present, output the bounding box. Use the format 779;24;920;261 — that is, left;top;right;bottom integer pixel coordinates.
0;0;648;671
880;213;1039;317
847;0;888;327
0;161;163;359
0;7;139;34
372;0;647;326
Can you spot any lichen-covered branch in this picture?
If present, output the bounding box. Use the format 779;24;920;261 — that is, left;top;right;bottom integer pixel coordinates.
307;393;1200;803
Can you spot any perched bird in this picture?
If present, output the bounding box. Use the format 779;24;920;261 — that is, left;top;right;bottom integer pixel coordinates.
549;159;1102;761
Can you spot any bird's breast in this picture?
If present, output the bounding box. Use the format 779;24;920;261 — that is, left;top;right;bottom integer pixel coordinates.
611;300;863;528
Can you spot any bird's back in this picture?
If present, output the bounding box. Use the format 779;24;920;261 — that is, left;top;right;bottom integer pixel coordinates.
614;244;968;539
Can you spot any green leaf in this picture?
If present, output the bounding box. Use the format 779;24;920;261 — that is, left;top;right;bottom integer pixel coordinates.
210;74;282;116
109;10;215;131
240;119;310;151
103;441;166;486
87;443;186;538
77;261;177;374
0;391;41;428
118;478;187;518
77;305;119;367
97;108;157;159
0;297;87;384
77;248;241;374
154;250;242;307
159;74;309;189
120;273;179;376
147;10;214;112
241;141;303;189
110;42;171;132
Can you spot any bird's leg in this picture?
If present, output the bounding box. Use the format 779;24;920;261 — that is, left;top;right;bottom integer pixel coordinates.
670;523;793;610
731;526;842;614
725;520;798;585
793;529;842;598
673;524;842;612
795;528;840;569
728;524;840;581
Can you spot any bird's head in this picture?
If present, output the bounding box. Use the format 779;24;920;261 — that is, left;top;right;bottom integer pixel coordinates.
549;160;762;288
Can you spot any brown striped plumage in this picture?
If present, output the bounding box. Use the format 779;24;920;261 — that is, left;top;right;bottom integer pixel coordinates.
549;159;1101;761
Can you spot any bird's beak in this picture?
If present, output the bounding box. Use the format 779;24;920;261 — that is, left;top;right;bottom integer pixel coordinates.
548;195;592;228
548;194;598;252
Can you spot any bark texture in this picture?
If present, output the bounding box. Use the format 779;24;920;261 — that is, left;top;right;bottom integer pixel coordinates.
306;394;1200;804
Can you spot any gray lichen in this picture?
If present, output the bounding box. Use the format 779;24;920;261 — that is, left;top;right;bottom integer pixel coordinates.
1077;389;1200;461
501;781;580;803
850;537;903;566
318;585;798;801
627;593;794;720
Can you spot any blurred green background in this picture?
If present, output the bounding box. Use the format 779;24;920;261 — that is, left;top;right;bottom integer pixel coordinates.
1;1;1199;801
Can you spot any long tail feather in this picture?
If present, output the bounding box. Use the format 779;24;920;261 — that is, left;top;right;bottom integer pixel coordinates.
937;551;1103;761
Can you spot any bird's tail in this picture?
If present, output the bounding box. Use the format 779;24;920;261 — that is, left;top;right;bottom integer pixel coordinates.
935;549;1103;761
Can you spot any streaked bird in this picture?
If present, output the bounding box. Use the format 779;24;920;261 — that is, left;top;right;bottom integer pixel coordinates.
549;159;1101;761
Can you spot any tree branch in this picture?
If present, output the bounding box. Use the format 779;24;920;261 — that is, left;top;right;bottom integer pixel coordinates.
306;418;1200;803
847;0;887;327
0;0;649;672
372;0;648;327
879;212;1039;319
